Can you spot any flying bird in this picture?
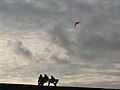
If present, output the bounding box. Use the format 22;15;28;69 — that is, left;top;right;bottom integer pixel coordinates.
74;21;81;27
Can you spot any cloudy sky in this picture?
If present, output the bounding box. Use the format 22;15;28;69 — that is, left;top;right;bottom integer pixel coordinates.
0;0;120;89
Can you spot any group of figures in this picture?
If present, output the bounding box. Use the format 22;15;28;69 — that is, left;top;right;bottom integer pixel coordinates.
38;74;59;86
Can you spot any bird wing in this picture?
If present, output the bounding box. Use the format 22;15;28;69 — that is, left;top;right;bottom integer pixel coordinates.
74;22;81;27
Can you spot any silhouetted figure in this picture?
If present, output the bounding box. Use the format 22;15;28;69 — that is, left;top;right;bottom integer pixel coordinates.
44;74;49;79
51;76;55;81
43;74;49;85
38;74;59;86
48;76;59;86
38;74;44;86
38;74;49;86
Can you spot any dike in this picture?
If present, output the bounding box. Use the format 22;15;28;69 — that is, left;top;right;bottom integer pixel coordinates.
0;83;119;90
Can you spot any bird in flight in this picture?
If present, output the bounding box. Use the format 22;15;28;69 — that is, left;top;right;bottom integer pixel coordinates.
74;21;81;27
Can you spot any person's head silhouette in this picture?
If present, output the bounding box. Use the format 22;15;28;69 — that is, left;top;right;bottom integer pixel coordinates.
51;76;55;79
40;74;42;77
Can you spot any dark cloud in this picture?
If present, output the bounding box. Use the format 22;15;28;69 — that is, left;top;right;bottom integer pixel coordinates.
0;0;67;20
14;40;32;58
52;55;70;65
80;33;120;51
51;23;71;50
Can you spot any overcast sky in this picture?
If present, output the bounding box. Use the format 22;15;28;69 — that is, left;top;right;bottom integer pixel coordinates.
0;0;120;89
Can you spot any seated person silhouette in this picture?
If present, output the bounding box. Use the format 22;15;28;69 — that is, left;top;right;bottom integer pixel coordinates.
44;74;49;79
48;76;58;86
51;76;55;81
38;74;43;86
38;74;49;86
44;74;49;82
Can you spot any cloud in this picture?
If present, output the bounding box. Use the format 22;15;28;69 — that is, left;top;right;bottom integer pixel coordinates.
52;54;70;65
14;40;32;58
0;0;120;89
50;23;71;50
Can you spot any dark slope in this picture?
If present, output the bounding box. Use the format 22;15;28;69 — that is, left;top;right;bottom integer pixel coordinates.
0;83;119;90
